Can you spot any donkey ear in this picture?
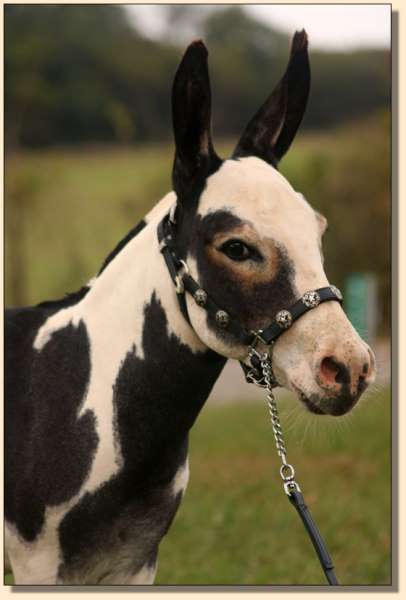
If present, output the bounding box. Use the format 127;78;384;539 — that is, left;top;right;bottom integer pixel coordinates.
233;30;310;166
172;40;221;201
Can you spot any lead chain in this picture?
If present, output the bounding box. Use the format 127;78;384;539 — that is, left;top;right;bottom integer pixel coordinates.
260;354;301;496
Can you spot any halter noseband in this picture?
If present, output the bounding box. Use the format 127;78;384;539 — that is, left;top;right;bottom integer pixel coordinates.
158;208;343;385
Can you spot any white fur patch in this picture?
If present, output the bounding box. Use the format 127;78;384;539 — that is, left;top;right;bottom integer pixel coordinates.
5;498;80;584
128;561;157;584
34;309;82;351
172;458;190;497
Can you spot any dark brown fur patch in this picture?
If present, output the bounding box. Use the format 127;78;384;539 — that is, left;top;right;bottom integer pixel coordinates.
186;210;297;343
208;224;280;288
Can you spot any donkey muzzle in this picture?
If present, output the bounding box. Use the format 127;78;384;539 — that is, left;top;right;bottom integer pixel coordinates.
312;344;376;415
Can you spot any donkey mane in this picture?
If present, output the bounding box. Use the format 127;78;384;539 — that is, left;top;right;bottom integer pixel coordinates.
36;286;91;310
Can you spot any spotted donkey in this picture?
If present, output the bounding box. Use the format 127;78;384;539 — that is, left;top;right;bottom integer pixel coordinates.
5;32;375;584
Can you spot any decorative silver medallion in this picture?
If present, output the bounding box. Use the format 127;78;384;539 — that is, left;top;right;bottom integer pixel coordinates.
276;310;292;329
215;310;229;328
194;289;207;307
302;290;320;308
330;285;343;301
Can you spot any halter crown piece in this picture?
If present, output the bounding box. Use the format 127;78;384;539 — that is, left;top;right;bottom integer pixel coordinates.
158;207;341;585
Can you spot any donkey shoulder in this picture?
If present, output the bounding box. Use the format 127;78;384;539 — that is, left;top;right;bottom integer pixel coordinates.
5;298;98;544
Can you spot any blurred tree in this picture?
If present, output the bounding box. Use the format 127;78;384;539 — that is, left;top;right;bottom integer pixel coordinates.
202;7;389;136
306;49;390;128
201;7;289;137
5;5;178;147
203;6;289;54
5;5;390;148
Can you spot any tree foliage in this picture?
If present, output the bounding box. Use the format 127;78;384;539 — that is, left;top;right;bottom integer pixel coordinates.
5;5;390;148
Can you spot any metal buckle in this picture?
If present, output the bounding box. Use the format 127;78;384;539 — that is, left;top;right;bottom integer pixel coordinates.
245;369;267;388
159;236;171;252
175;259;190;294
244;345;268;388
249;329;267;349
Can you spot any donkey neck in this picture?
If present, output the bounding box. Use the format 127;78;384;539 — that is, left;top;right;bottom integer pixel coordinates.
81;192;210;361
76;193;225;438
75;194;226;472
33;191;226;442
32;193;226;493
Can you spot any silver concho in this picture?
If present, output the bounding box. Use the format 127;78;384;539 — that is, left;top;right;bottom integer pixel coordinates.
302;290;320;308
276;310;292;329
216;310;230;328
330;285;343;301
194;289;207;307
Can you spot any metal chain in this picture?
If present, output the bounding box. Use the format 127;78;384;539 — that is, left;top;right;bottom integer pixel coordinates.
255;354;339;585
260;354;301;496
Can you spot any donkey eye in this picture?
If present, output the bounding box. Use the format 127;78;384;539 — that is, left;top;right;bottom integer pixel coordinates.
219;239;260;262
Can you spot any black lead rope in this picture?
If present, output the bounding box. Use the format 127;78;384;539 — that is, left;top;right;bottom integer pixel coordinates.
158;209;341;585
288;490;338;585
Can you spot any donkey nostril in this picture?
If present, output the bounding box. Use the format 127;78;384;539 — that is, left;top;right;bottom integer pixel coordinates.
320;357;339;384
320;356;350;386
362;362;369;375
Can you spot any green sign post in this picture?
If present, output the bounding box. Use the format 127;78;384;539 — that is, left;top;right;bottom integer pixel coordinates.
344;273;378;343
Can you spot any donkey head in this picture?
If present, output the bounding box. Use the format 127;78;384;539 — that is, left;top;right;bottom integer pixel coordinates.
170;33;376;416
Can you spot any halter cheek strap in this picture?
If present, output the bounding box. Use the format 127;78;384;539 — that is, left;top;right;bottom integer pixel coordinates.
158;210;343;385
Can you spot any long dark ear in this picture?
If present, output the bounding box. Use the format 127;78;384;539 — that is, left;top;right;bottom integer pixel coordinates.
233;30;310;166
172;40;221;202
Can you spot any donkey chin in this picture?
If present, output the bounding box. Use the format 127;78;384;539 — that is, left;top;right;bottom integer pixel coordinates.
295;386;369;416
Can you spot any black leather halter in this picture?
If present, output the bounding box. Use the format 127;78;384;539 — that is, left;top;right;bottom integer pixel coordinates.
158;209;343;381
158;208;342;585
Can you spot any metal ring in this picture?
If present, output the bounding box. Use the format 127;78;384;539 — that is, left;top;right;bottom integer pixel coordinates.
280;463;295;481
249;329;266;349
179;259;190;276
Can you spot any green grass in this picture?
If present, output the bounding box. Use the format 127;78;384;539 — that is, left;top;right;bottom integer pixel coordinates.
4;389;390;586
155;387;391;585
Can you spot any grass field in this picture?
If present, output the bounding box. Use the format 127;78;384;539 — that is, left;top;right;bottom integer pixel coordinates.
154;387;391;586
5;386;390;586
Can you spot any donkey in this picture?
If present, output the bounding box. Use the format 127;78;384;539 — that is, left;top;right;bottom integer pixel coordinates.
5;32;375;585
